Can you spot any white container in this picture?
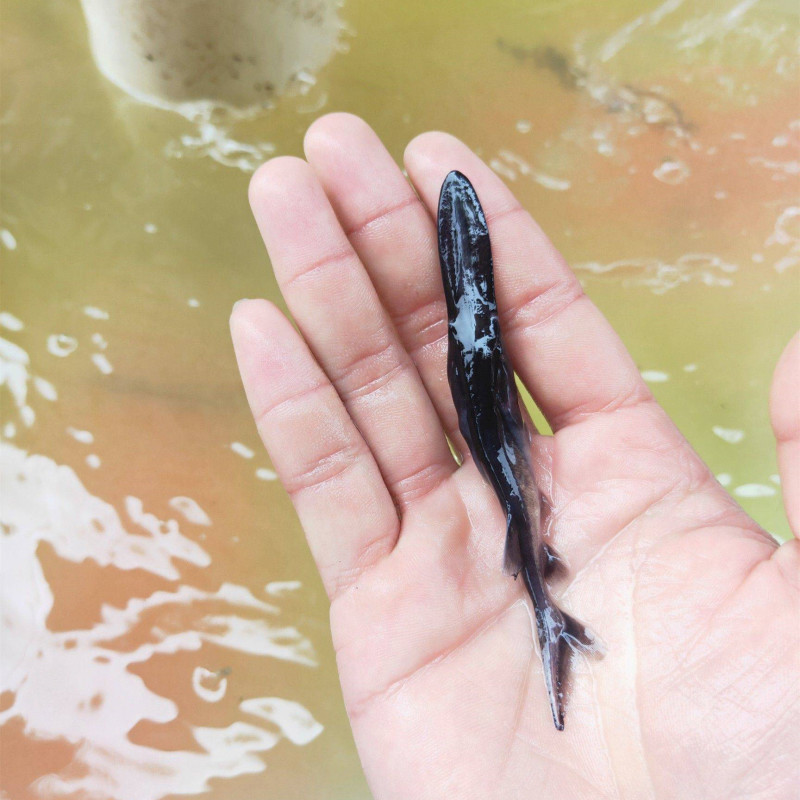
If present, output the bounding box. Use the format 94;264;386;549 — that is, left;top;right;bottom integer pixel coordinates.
81;0;341;108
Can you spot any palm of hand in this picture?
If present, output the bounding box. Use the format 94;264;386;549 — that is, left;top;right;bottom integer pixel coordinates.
335;405;795;799
231;114;799;799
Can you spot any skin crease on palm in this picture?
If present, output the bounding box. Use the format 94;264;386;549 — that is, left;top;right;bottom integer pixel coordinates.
230;113;800;800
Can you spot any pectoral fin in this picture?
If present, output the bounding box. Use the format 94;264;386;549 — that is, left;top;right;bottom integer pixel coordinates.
543;542;567;579
562;611;603;656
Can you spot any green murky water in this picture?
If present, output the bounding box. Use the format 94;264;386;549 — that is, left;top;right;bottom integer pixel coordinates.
1;0;798;797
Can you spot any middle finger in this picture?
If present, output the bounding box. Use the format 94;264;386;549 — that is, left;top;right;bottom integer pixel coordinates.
303;113;464;450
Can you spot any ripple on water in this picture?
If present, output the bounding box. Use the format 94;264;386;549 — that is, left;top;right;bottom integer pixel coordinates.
712;425;745;444
765;206;800;274
33;375;58;401
67;427;94;444
734;483;777;498
230;441;255;459
83;306;110;321
91;353;114;375
47;334;78;357
240;697;324;746
1;443;323;799
0;229;17;250
1;335;44;427
193;667;229;703
574;252;737;294
266;580;302;597
169;496;213;526
163;101;278;173
0;312;23;331
653;158;690;185
92;332;108;349
490;149;572;190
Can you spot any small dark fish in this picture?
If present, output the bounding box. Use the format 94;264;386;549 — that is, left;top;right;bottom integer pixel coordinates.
437;170;597;731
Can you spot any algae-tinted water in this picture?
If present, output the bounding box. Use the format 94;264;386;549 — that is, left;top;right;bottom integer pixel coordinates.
1;0;797;796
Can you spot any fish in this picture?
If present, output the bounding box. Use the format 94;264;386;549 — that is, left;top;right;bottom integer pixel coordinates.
437;170;598;731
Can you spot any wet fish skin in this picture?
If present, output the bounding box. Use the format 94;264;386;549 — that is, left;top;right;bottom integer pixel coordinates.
437;170;597;731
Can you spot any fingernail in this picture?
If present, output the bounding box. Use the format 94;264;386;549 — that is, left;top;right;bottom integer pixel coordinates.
231;298;251;314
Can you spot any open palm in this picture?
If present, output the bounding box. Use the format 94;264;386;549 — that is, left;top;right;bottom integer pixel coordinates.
231;114;799;799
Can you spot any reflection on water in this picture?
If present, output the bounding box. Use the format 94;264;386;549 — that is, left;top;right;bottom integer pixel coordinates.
163;101;280;172
1;441;325;798
1;0;798;796
575;252;738;293
0;320;340;797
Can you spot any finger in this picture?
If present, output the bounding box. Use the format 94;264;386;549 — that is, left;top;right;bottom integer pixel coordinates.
248;157;455;509
230;299;399;599
404;132;652;432
303;113;463;448
770;330;800;534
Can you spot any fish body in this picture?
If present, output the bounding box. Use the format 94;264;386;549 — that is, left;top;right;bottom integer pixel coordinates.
437;170;596;730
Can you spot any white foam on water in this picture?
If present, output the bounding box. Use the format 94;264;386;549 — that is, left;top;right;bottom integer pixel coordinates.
92;353;114;375
491;149;572;190
47;334;78;357
169;496;213;526
712;426;745;444
1;442;319;799
240;697;324;745
0;312;23;331
34;376;58;401
1;337;41;428
192;667;229;703
1;229;18;250
266;581;302;597
734;483;776;498
574;253;737;294
653;158;690;184
67;427;95;444
231;442;255;459
83;306;110;320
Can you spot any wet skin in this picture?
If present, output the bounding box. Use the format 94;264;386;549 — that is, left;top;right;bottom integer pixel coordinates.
438;171;596;729
232;113;799;800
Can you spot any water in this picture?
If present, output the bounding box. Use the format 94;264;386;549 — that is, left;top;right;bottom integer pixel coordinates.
1;0;798;796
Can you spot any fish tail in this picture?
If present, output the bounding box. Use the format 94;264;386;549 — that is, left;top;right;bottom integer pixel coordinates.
540;628;566;731
539;608;601;731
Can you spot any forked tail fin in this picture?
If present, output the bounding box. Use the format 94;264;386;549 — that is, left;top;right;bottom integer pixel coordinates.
540;609;602;731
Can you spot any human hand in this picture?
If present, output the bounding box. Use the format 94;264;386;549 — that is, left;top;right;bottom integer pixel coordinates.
230;113;799;799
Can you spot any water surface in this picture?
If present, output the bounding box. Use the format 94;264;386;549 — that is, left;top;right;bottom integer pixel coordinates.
1;0;798;796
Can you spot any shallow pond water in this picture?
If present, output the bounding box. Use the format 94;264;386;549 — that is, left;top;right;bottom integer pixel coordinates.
1;0;798;797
